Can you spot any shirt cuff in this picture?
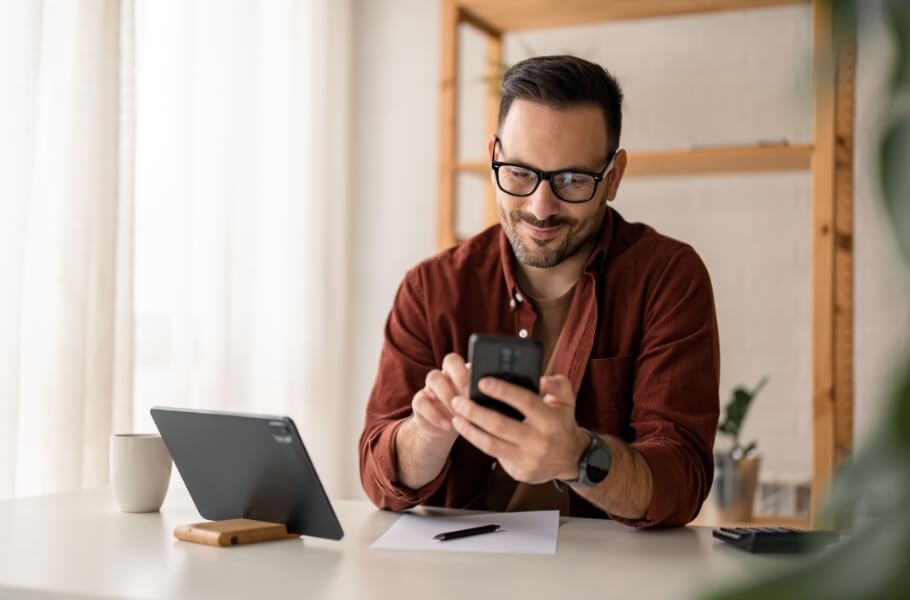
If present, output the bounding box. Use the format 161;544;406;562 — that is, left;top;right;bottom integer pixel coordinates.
369;419;452;509
610;439;693;528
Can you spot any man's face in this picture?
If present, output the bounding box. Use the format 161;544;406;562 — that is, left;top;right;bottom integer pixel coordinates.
491;99;621;269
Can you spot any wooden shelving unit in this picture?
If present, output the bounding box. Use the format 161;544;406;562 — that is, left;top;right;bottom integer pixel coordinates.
437;0;855;527
455;0;808;31
692;512;811;530
455;144;813;179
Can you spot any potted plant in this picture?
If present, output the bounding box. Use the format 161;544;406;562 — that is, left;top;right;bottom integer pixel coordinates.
712;376;769;522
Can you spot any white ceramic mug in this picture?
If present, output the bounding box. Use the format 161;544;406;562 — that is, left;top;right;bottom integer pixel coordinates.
110;433;172;512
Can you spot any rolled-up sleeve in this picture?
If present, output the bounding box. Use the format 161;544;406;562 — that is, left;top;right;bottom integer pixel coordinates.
358;267;451;511
612;245;720;528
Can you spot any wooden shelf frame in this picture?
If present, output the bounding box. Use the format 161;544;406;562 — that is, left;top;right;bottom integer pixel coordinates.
455;144;813;178
457;0;808;32
437;0;854;528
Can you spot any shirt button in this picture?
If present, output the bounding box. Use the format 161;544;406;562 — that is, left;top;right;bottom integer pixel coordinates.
515;292;524;303
518;328;528;338
509;299;517;310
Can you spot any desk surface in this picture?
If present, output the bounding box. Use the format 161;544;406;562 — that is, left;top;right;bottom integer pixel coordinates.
0;487;800;600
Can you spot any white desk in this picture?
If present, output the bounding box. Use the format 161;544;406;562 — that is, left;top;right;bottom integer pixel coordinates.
0;487;801;599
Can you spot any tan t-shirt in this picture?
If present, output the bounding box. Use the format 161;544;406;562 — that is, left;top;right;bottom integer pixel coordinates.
504;283;577;515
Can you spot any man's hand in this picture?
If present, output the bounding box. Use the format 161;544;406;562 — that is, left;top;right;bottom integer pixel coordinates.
395;353;469;490
450;375;589;484
409;353;470;444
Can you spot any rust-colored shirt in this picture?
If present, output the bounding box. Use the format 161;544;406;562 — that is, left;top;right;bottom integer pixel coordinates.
358;208;720;527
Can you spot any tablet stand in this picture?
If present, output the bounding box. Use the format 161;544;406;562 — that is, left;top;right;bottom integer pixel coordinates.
174;519;300;547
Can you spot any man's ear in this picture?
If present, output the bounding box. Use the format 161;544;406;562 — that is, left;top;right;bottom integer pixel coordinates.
487;134;498;188
604;149;627;203
486;133;497;158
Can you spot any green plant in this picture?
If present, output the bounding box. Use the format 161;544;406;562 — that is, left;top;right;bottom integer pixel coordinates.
717;377;768;459
706;0;910;598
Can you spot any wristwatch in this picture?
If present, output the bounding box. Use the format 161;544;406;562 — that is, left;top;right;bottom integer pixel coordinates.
565;428;612;488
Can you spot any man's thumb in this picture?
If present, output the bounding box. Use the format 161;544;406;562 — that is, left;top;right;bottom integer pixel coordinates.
540;375;575;407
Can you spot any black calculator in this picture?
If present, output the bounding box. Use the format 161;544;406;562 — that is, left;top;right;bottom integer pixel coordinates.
712;526;839;554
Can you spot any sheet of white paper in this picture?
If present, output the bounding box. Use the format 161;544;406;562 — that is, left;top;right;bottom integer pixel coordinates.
370;510;559;555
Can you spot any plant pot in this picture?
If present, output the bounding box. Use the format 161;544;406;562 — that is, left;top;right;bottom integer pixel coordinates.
711;453;761;522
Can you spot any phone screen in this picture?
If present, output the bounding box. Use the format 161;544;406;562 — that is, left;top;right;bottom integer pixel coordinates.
467;333;542;421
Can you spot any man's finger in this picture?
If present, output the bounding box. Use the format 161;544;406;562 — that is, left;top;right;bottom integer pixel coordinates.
452;415;516;460
413;390;453;431
425;369;458;407
539;375;575;407
478;377;544;420
451;395;524;444
442;353;470;396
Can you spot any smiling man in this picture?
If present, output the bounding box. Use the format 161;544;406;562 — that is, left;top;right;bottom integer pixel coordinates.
359;56;720;527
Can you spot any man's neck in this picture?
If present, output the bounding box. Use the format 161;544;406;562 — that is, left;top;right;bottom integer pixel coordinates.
516;238;596;301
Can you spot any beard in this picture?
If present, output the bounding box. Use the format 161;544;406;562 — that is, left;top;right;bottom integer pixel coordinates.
500;201;606;268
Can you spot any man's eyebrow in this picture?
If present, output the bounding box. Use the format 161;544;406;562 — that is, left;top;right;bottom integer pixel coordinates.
495;139;604;172
559;162;605;172
499;154;603;172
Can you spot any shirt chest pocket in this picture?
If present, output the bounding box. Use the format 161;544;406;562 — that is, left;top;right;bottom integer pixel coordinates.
578;355;634;438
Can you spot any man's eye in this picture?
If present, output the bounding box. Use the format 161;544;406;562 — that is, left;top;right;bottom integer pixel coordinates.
559;174;591;187
505;168;532;179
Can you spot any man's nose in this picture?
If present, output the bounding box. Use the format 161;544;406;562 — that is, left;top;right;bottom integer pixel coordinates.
524;180;561;222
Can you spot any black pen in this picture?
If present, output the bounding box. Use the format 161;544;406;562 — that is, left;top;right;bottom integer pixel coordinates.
433;523;502;541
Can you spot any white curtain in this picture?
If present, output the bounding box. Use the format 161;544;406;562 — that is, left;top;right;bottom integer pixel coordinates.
0;0;354;500
0;0;132;499
131;0;353;498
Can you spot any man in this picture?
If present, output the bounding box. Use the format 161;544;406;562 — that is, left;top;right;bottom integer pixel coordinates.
359;55;719;527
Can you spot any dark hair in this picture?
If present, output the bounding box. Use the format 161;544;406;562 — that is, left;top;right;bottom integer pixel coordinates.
497;55;624;155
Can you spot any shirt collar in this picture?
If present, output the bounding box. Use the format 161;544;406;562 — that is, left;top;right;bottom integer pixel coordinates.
499;207;614;303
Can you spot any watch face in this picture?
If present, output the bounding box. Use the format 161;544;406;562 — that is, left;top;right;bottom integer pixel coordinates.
584;443;612;484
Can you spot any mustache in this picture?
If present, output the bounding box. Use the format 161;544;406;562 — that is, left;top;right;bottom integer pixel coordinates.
510;211;577;229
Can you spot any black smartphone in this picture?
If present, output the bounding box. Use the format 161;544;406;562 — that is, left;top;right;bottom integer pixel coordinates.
468;333;542;421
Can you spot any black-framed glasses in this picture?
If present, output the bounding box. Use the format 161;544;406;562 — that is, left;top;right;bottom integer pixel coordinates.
490;136;616;204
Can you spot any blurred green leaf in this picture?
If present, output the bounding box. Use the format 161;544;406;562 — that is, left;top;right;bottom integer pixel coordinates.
897;360;910;445
702;1;910;598
705;510;910;599
884;0;910;90
880;116;910;260
826;363;910;512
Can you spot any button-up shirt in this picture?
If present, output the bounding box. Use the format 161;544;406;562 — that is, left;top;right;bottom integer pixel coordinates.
358;207;720;527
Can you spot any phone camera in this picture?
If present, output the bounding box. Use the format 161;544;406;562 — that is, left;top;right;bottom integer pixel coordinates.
500;346;514;371
270;421;292;443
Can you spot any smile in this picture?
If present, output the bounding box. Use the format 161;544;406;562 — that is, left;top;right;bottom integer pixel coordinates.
521;222;564;242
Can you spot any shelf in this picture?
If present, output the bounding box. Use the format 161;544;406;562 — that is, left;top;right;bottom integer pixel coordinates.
457;0;809;33
692;513;812;530
625;144;812;176
453;144;812;178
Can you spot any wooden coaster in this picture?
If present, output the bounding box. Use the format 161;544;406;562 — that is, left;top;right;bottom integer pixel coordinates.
174;518;300;547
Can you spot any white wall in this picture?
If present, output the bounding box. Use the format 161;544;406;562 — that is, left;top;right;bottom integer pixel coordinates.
345;0;441;498
344;1;910;498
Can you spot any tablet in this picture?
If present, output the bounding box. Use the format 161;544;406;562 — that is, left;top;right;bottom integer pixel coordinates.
150;406;344;540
